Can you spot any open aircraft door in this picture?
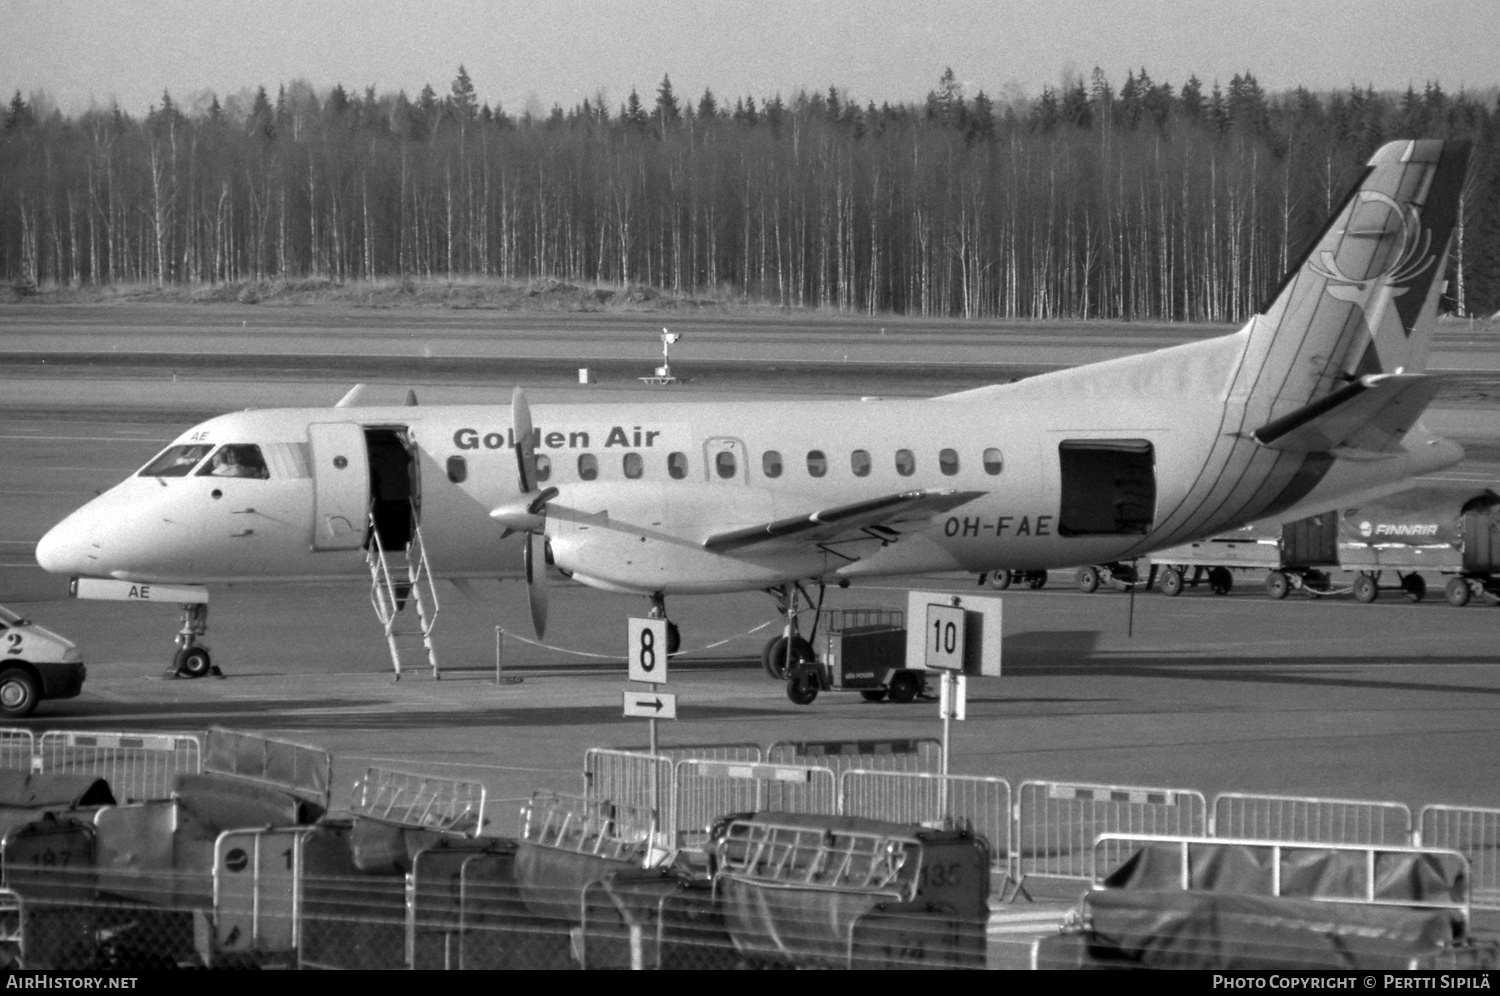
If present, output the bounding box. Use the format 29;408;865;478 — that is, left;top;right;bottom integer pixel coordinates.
308;422;370;550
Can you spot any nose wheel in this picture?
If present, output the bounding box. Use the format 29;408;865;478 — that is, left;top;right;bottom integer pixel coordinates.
167;603;223;679
646;593;681;655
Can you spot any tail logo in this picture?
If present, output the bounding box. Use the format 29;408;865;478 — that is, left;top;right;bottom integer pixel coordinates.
1310;191;1433;316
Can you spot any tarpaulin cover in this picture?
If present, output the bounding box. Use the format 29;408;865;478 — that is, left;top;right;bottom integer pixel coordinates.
172;772;318;834
203;727;331;809
513;839;641;922
0;770;115;809
1102;840;1468;906
347;816;443;874
1080;889;1465;970
713;811;987;968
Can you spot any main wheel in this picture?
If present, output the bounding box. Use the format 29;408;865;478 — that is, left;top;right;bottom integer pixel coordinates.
666;621;681;655
1401;574;1427;603
1076;566;1101;594
1024;571;1047;590
1159;568;1184;597
763;636;814;680
1208;567;1234;596
859;689;888;702
1265;571;1290;600
173;646;213;679
1446;577;1472;607
887;672;920;704
986;570;1012;591
0;668;39;718
1353;574;1379;603
785;669;819;705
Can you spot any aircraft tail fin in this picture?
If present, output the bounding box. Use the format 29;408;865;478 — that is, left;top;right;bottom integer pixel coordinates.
1241;140;1469;424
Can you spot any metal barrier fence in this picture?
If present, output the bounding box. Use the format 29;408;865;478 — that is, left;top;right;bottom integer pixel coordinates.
0;728;34;772
36;730;201;802
1013;780;1208;895
1419;804;1500;910
1211;792;1413;846
349;767;487;835
765;738;941;787
582;748;673;838
838;769;1012;875
672;760;838;845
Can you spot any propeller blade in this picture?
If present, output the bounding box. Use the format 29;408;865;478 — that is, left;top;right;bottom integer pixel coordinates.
511;387;536;494
524;531;549;639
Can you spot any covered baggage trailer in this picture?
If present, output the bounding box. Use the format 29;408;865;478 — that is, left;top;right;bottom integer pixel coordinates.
709;811;989;969
1149;512;1343;599
1337;488;1500;606
1033;835;1500;970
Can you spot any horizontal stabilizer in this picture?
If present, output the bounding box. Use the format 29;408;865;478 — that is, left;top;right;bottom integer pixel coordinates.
1251;373;1442;454
703;489;983;553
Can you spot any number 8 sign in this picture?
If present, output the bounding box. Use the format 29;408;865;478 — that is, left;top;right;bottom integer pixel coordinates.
628;618;668;684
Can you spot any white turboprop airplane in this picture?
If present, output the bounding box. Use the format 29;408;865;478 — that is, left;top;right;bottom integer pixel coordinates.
36;139;1470;679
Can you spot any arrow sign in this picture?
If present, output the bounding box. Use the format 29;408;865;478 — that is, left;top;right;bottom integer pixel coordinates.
623;690;677;720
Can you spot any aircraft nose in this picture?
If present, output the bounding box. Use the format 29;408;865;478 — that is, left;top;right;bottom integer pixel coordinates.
35;516;96;576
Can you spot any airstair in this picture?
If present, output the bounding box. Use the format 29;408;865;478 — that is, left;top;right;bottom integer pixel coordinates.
366;509;440;679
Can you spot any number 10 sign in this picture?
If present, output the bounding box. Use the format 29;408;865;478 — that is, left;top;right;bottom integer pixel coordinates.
925;603;966;671
628;618;668;684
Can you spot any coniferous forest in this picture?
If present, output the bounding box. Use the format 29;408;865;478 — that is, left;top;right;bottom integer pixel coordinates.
2;67;1498;320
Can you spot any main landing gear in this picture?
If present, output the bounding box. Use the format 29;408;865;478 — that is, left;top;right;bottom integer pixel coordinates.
760;581;824;681
167;603;223;680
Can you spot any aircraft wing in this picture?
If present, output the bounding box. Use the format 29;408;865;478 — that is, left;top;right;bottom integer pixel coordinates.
1251;373;1443;455
702;488;984;553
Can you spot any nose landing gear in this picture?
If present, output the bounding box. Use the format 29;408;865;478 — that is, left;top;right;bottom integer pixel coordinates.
167;603;223;679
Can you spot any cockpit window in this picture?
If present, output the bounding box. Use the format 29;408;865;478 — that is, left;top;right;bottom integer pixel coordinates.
196;444;270;480
138;444;212;478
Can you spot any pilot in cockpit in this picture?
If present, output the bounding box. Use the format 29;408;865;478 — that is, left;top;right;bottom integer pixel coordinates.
204;445;268;480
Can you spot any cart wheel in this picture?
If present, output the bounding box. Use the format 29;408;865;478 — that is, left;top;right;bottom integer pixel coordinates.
1401;574;1427;603
1024;571;1047;590
986;570;1012;591
887;672;920;704
1446;577;1472;607
859;689;888;702
763;636;814;680
1353;574;1379;604
1159;568;1184;597
1076;566;1100;594
1208;567;1234;596
785;669;819;705
1265;571;1290;600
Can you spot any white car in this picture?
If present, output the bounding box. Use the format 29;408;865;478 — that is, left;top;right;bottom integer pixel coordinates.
0;605;85;717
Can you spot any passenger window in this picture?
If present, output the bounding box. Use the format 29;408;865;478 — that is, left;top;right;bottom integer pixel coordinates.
446;456;467;484
895;449;915;477
667;452;688;480
535;454;552;482
139;444;212;478
715;450;737;480
197;444;269;480
939;448;959;476
762;450;783;478
623;452;643;479
983;448;1003;475
807;450;827;478
850;449;871;477
578;453;598;481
